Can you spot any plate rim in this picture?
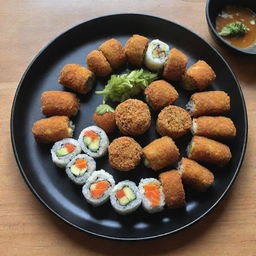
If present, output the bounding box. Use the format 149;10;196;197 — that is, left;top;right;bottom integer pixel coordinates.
10;13;248;241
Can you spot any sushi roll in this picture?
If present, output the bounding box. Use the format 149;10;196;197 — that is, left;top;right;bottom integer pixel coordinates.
99;39;126;69
144;80;179;111
159;170;185;208
191;116;236;140
143;136;180;171
82;169;115;206
110;180;141;215
124;34;149;67
58;64;95;95
178;158;214;192
156;105;192;139
86;50;112;77
51;138;81;168
144;39;169;72
186;91;230;117
32;116;74;143
187;136;232;166
65;154;96;185
139;178;165;213
182;60;216;91
41;91;80;117
162;48;188;81
78;126;109;158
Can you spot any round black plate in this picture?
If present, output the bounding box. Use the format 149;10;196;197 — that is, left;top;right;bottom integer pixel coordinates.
11;14;248;240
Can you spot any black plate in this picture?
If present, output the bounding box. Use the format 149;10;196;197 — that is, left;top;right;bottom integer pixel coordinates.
11;14;248;240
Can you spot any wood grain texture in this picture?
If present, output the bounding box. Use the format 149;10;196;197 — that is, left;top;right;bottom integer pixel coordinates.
0;0;255;255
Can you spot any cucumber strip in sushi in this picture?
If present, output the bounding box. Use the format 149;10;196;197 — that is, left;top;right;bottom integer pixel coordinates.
144;39;169;72
139;178;165;213
65;154;96;185
51;138;81;168
110;180;141;215
82;169;115;206
78;126;109;158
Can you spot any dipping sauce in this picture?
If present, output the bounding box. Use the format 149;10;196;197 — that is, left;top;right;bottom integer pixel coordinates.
216;5;256;48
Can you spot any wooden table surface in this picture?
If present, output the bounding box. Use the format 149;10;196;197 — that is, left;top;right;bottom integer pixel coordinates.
1;0;255;255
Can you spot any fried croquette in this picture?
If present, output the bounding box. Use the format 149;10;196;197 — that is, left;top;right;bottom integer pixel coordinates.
182;60;216;91
162;48;188;81
124;34;149;67
99;39;126;69
159;170;185;208
86;50;112;77
143;136;180;171
115;99;151;136
156;105;192;139
58;64;95;94
108;136;142;171
144;80;179;110
41;91;80;117
32;116;73;143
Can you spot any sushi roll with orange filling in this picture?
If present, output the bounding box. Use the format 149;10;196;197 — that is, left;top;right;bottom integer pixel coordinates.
82;169;115;206
65;154;96;185
139;178;165;213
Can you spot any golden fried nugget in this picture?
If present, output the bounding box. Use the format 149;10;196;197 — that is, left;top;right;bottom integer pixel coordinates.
159;170;185;208
124;34;149;67
143;136;179;171
86;50;112;77
162;48;188;81
32;116;73;143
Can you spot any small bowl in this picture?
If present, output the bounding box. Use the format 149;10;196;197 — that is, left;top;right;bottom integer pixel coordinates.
206;0;256;55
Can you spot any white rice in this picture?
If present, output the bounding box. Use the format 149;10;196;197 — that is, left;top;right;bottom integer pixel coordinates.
82;169;115;206
139;178;165;214
51;138;81;168
185;100;196;115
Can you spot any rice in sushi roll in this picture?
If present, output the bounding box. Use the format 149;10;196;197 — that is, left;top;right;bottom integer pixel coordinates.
82;169;115;206
78;126;109;158
110;180;141;215
139;178;165;214
51;138;81;168
65;154;96;185
144;39;169;72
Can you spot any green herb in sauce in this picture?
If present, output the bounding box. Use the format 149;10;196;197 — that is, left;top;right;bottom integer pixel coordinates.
218;21;250;37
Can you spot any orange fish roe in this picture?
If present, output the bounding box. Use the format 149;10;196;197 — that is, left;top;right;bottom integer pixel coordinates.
84;130;99;140
144;182;161;207
65;143;75;153
90;180;110;199
75;159;87;169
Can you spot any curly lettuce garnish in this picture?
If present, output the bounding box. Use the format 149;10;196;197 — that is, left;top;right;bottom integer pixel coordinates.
96;69;157;103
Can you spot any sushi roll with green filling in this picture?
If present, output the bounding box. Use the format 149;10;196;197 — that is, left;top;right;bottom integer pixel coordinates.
110;181;141;215
139;178;165;214
82;169;115;206
51;138;81;168
144;39;169;72
78;126;109;158
65;154;96;185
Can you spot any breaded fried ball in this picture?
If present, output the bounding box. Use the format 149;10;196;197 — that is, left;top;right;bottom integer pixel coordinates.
163;48;188;81
156;105;192;139
99;39;126;69
159;170;185;208
144;80;179;110
86;50;112;77
115;99;151;136
108;136;142;171
124;34;149;67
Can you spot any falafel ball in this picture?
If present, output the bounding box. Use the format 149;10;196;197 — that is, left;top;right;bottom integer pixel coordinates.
124;34;149;67
115;99;151;136
108;136;142;171
86;50;112;77
162;48;188;81
159;170;185;208
99;39;126;69
156;105;192;139
144;80;179;111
